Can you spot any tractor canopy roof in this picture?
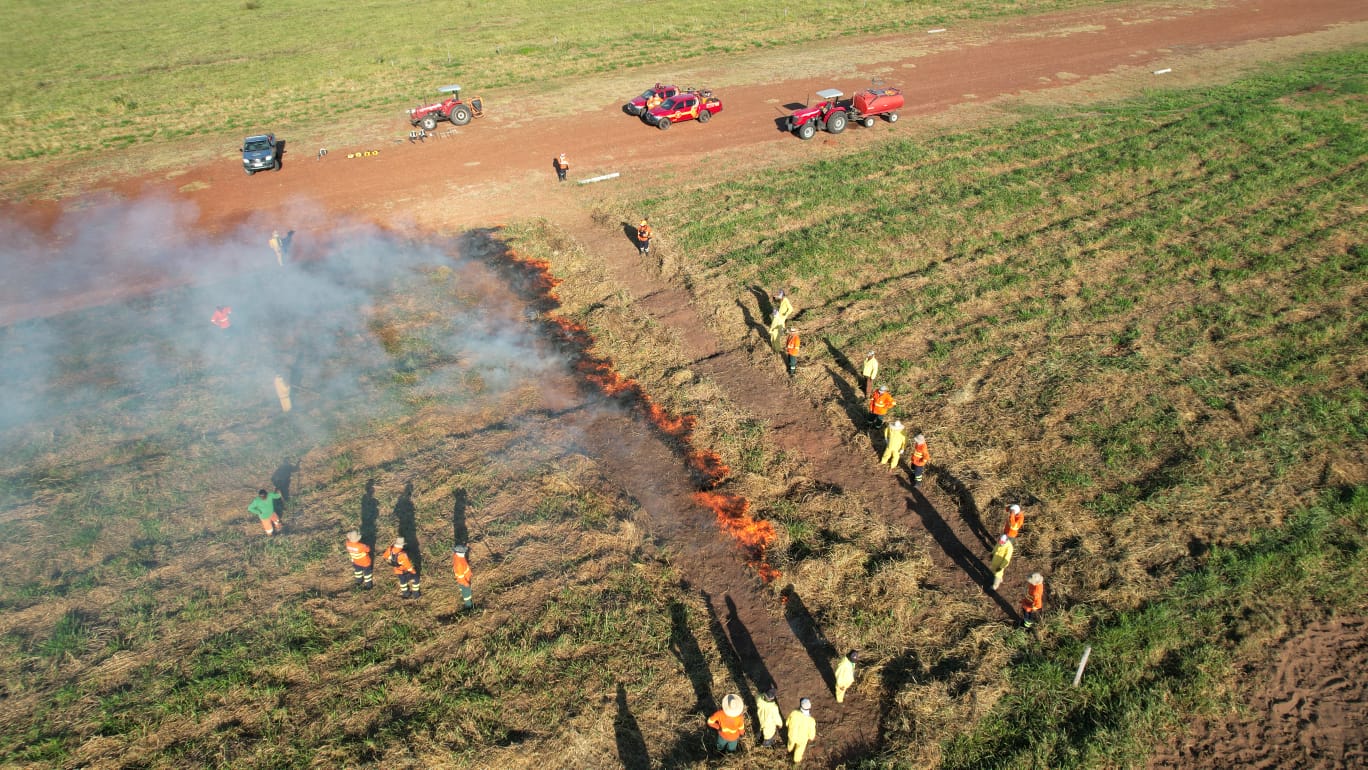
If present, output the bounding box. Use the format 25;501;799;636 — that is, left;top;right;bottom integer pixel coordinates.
438;84;462;94
815;88;844;100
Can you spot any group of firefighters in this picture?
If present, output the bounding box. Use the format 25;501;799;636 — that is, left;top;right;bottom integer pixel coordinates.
341;530;475;607
759;285;1049;629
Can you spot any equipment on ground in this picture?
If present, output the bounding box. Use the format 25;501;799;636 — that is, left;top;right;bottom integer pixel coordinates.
786;85;904;140
408;85;485;132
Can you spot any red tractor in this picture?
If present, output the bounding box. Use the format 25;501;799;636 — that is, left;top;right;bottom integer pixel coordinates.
624;84;681;116
786;86;903;140
408;85;485;132
643;89;723;130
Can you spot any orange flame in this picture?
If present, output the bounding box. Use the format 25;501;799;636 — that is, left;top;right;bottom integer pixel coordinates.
504;245;780;582
694;491;779;583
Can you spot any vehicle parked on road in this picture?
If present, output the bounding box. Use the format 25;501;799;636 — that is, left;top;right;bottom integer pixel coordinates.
408;85;484;131
643;89;723;130
624;83;681;116
786;85;903;140
241;134;281;175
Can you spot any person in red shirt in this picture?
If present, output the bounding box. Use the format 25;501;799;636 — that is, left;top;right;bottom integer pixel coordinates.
707;693;746;753
210;306;232;329
380;537;420;599
452;545;473;610
636;219;653;255
345;530;373;589
1022;572;1045;628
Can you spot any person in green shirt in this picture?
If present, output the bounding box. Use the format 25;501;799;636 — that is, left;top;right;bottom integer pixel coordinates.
248;489;282;535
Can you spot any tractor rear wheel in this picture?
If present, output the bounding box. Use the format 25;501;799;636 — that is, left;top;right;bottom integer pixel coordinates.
862;117;875;128
656;117;671;131
697;109;711;124
450;106;472;126
827;112;847;134
887;112;900;123
797;122;816;140
420;115;438;131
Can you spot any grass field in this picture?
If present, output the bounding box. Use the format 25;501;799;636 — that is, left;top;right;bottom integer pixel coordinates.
0;0;1106;162
1;13;1365;770
568;47;1368;765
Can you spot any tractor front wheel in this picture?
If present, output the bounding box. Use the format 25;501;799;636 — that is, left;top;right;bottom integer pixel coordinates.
862;117;876;128
656;117;671;131
697;109;711;124
797;122;816;140
450;106;472;126
827;112;847;134
419;115;439;131
887;112;900;123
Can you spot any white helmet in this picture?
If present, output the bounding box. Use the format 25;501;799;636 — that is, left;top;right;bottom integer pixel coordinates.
722;693;744;717
1009;504;1021;514
346;530;361;542
392;537;405;548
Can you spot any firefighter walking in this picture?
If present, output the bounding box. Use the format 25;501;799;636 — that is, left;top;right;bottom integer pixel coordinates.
909;434;930;487
989;534;1014;591
1022;572;1045;628
834;650;859;703
861;351;878;399
784;327;801;377
554;152;569;182
381;537;421;599
452;544;473;610
768;289;794;351
756;686;783;748
785;697;816;764
868;385;895;429
345;530;373;589
881;421;906;471
1003;504;1025;543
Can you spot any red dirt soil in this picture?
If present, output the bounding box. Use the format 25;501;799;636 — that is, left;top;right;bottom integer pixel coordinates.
4;1;1366;766
1148;618;1368;769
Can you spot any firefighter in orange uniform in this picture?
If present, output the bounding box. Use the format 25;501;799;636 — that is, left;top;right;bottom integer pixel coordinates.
345;530;373;589
636;219;653;255
1003;504;1025;543
908;434;930;487
784;327;801;377
380;537;420;599
1022;572;1045;628
707;693;746;753
452;545;473;610
868;385;895;429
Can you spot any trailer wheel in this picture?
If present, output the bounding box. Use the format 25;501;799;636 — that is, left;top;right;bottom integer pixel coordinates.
827;112;847;134
861;117;875;128
886;112;900;123
797;122;816;140
420;115;439;131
